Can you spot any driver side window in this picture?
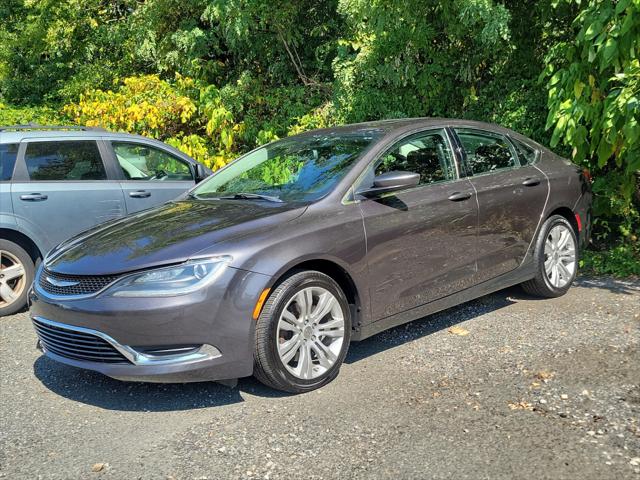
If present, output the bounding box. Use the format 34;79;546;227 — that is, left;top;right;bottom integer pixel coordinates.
112;142;193;181
360;129;456;190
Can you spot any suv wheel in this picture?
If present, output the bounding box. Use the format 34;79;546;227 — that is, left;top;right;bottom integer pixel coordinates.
253;271;351;393
0;240;34;316
521;215;578;298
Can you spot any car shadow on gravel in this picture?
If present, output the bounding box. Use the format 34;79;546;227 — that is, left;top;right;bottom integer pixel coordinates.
574;276;640;295
345;285;526;364
33;357;289;412
33;285;530;410
34;279;630;411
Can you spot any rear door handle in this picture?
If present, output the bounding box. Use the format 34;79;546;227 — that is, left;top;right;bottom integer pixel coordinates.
20;193;48;202
522;177;541;187
447;191;472;202
129;190;151;198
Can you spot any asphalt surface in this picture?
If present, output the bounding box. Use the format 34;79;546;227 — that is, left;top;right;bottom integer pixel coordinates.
1;277;639;479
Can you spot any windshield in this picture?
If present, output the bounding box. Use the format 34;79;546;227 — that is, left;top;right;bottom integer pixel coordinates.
191;130;382;202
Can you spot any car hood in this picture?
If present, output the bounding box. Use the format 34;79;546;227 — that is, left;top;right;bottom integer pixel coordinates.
45;200;307;275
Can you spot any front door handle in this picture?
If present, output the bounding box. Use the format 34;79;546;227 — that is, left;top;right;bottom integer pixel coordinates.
20;193;48;202
129;190;151;198
448;191;472;202
522;177;541;187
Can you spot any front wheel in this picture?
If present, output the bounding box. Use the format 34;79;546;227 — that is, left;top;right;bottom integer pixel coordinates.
253;271;351;393
521;215;578;298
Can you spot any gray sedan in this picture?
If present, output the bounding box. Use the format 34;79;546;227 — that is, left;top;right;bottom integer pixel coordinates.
28;118;592;393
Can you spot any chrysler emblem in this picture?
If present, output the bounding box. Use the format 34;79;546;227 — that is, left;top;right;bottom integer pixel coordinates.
45;276;79;288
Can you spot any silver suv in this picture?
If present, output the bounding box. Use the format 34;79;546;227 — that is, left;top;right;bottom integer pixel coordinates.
0;125;211;315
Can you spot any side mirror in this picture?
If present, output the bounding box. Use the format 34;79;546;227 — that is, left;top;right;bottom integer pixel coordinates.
194;163;211;183
356;171;420;198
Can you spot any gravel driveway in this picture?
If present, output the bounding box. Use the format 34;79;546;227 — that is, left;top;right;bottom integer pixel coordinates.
1;277;638;479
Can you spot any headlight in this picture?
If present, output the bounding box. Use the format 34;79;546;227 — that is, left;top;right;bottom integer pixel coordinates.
107;257;231;297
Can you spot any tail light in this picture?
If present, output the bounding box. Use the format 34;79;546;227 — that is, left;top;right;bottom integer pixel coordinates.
575;213;582;232
582;168;592;183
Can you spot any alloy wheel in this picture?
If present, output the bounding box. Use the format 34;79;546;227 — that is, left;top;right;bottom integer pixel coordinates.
543;225;576;289
276;286;345;380
0;250;27;308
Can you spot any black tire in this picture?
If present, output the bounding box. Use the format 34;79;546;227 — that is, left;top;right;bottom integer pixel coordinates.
521;215;578;298
0;239;35;317
253;270;352;393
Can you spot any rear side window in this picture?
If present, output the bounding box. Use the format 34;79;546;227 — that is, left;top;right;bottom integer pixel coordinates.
512;138;539;165
0;143;18;181
25;141;107;181
455;129;517;175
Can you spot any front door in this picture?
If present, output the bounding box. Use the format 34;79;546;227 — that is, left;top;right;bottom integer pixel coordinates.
10;139;126;253
356;128;478;321
453;128;549;283
109;141;196;214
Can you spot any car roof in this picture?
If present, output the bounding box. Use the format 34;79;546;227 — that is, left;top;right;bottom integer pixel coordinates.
288;117;544;151
0;127;158;144
290;117;522;138
0;118;541;148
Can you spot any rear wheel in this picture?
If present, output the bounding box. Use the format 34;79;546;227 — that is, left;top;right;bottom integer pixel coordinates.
521;215;578;298
0;240;34;317
253;271;351;393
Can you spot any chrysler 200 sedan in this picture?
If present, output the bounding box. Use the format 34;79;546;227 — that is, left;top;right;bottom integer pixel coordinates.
29;119;592;393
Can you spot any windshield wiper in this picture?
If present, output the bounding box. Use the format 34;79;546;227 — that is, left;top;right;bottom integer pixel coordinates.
219;192;283;203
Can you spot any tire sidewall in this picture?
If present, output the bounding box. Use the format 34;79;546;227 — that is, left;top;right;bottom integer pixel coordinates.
0;239;35;317
259;272;352;392
537;216;578;295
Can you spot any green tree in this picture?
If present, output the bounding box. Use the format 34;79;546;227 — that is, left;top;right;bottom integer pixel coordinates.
544;0;640;244
332;0;512;122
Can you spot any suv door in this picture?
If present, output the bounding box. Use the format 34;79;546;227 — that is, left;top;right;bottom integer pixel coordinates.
452;128;548;283
355;128;478;321
10;139;126;253
108;141;196;214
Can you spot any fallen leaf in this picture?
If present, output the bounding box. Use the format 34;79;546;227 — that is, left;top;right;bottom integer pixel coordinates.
91;463;106;473
534;370;555;381
448;326;469;336
508;401;533;411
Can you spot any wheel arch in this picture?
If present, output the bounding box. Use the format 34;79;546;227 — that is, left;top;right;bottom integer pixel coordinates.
268;257;362;326
546;206;579;237
0;228;42;264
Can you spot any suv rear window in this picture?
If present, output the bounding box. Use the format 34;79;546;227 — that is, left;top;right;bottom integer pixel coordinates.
25;141;107;181
0;144;19;181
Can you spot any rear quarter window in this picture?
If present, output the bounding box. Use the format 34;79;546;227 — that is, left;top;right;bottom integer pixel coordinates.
0;143;19;181
512;138;539;165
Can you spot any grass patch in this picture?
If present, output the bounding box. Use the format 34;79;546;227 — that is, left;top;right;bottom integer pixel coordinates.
580;243;640;278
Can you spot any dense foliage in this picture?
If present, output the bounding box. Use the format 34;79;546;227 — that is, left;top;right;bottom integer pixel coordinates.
1;0;638;275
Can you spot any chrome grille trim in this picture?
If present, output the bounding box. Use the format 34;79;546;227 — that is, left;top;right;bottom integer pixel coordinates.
33;317;131;364
32;316;223;367
38;268;120;297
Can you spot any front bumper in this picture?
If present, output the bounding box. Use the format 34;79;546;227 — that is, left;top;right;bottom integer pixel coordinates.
29;265;271;383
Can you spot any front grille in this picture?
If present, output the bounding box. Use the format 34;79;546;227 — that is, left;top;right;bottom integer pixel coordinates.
38;268;120;296
33;318;130;364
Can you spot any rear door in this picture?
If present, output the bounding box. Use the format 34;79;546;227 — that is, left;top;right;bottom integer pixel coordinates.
107;141;196;214
10;139;126;253
452;128;548;283
356;128;478;321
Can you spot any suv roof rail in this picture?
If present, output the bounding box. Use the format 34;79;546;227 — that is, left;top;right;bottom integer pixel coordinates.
0;123;107;132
